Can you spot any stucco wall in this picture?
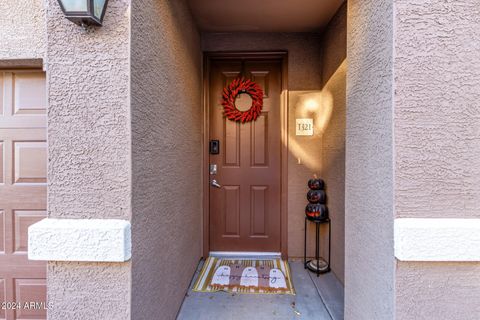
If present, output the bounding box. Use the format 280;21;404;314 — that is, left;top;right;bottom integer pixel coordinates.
130;1;202;319
394;1;480;318
320;3;346;285
46;0;132;318
394;1;480;221
202;33;323;258
345;0;395;319
47;1;132;220
396;262;480;319
0;0;45;60
47;262;131;319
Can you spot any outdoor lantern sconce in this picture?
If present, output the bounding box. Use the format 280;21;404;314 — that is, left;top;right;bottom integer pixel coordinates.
57;0;109;27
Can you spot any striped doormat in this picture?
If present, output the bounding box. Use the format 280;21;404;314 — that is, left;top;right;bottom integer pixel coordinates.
192;257;295;295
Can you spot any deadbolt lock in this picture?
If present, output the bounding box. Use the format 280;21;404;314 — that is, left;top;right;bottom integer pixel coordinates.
210;164;217;175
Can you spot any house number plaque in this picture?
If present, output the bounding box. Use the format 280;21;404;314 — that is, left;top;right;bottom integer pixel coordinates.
296;119;314;136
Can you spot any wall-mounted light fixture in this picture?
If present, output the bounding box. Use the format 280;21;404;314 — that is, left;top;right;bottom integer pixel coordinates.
57;0;109;27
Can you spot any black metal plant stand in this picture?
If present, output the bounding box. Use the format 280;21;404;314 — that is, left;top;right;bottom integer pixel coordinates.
304;216;331;276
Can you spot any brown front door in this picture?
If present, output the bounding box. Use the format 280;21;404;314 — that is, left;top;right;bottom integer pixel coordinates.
0;70;47;320
209;57;283;252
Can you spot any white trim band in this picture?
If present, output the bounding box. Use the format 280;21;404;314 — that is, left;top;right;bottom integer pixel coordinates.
28;218;131;262
394;218;480;261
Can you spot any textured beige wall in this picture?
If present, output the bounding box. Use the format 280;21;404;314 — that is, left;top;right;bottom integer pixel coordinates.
202;33;323;258
0;0;45;60
396;262;480;319
320;3;346;285
130;1;202;319
47;0;132;220
394;1;480;318
46;0;132;319
47;262;131;319
394;1;480;218
345;0;395;319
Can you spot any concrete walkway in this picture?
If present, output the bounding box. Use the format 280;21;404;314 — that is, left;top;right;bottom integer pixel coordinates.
177;261;344;320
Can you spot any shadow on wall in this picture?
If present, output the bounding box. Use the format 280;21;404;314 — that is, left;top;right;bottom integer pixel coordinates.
131;0;203;320
320;59;346;285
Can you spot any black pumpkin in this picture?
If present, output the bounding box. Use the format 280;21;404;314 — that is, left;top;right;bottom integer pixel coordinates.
305;203;328;220
307;190;326;204
308;178;325;190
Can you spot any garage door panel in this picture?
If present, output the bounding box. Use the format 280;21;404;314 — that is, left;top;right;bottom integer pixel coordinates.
0;278;5;319
0;264;46;276
0;141;3;183
0;208;46;262
1;208;12;256
2;140;11;186
1;73;10;117
0;70;46;320
13;211;46;254
12;73;47;116
0;118;46;130
14;279;47;320
0;189;46;208
0;130;46;189
0;74;3;116
0;72;46;129
0;210;4;253
0;129;46;141
13;142;47;185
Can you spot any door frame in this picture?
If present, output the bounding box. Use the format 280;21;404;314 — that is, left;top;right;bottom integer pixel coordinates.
202;51;289;259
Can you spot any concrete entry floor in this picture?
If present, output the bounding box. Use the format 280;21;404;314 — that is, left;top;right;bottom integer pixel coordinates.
177;260;344;320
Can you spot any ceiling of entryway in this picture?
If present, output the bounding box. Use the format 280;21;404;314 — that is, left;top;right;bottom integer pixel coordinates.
187;0;345;32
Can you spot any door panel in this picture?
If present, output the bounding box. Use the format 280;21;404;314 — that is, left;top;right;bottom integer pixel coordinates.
209;58;282;252
223;186;240;236
250;185;268;236
224;120;240;166
251;114;268;166
0;70;47;320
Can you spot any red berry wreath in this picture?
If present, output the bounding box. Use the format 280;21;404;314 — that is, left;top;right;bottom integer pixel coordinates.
221;78;264;123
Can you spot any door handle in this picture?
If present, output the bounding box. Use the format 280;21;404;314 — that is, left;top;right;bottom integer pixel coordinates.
211;179;222;188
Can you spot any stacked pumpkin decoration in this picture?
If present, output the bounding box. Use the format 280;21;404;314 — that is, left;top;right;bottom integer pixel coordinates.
305;178;328;221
